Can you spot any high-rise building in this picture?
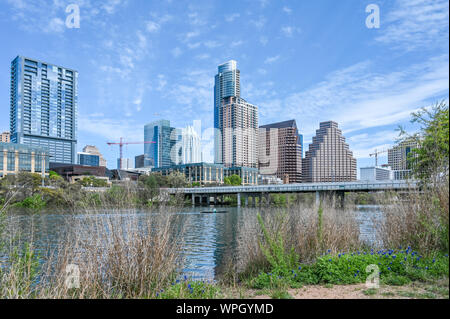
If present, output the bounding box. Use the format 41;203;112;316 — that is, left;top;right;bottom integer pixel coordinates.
388;139;419;180
135;154;145;168
181;125;201;164
259;120;302;184
78;152;100;166
117;158;131;170
219;96;258;168
0;132;10;143
360;166;393;181
214;60;240;164
10;56;77;164
302;121;357;182
144;120;180;168
82;145;107;167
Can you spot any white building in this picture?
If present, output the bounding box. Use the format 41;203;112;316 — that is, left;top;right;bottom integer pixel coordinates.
117;158;132;170
181;125;201;164
360;166;393;181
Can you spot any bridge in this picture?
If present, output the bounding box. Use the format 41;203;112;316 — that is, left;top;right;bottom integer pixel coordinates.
166;180;419;207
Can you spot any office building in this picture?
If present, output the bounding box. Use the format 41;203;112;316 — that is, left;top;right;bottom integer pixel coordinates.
50;162;107;183
302;121;357;182
10;56;77;164
259;120;302;184
1;132;10;143
181;125;201;164
82;145;106;167
360;166;393;181
78;152;100;167
117;158;131;170
135;154;145;168
214;60;240;164
144;120;180;168
219;96;258;168
388;139;419;170
1;142;49;177
152;163;258;186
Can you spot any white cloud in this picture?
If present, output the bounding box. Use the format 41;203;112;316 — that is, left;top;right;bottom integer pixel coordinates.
283;6;292;14
375;0;449;51
46;17;65;33
259;36;268;46
146;21;160;33
231;40;243;47
204;41;221;48
281;26;300;37
171;47;182;57
264;55;280;64
258;54;449;143
225;13;240;22
250;15;266;29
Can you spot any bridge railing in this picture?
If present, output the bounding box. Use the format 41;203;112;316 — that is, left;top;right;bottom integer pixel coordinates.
166;180;418;194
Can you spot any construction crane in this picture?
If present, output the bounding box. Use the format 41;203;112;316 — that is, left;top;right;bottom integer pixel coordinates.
369;149;388;167
107;137;155;169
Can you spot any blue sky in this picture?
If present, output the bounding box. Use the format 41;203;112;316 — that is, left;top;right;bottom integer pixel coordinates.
0;0;448;172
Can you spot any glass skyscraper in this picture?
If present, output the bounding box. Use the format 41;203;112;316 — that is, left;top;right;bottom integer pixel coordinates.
214;60;240;164
144;120;181;168
10;56;77;164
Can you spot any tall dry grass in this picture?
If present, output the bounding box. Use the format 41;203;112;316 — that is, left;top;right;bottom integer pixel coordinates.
225;201;361;281
0;202;186;299
376;180;449;254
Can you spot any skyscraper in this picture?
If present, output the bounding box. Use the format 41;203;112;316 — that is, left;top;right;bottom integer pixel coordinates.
214;60;240;164
259;120;302;183
0;132;10;143
144;120;180;168
219;96;258;168
181;125;201;164
82;145;107;167
10;56;77;164
388;139;419;180
302;121;356;182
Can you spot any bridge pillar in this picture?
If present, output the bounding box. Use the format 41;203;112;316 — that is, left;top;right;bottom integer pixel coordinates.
206;195;210;206
244;194;248;207
192;194;195;206
214;195;218;205
335;191;345;209
237;193;241;207
315;191;321;206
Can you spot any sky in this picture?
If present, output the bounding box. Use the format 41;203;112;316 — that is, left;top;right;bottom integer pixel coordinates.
0;0;448;173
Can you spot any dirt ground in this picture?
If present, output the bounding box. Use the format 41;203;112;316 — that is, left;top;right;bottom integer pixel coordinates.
250;279;449;299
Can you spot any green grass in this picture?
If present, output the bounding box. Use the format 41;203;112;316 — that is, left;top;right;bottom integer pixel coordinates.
248;248;449;290
362;288;378;296
155;278;221;299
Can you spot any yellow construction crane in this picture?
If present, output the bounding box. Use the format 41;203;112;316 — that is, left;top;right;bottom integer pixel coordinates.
369;149;388;167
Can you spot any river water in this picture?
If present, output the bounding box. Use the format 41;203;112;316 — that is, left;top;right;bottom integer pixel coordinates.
2;205;383;281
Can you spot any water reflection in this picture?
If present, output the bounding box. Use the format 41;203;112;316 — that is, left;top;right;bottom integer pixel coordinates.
3;205;382;280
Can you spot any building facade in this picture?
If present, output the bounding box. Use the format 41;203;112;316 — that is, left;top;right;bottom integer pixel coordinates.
135;154;145;168
117;158;132;170
144;120;180;168
78;152;100;166
0;132;10;143
388;139;418;168
0;142;49;177
153;162;225;185
82;145;106;167
181;125;201;164
302;121;357;182
360;166;393;181
258;120;302;183
219;96;258;168
214;60;240;164
10;56;77;164
152;163;259;186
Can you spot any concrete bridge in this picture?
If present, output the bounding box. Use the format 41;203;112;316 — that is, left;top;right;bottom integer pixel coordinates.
166;180;419;207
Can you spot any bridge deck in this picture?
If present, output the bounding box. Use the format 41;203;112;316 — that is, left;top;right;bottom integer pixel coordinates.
167;180;418;194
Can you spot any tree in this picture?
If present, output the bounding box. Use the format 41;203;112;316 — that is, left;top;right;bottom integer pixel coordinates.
399;100;449;183
224;174;242;186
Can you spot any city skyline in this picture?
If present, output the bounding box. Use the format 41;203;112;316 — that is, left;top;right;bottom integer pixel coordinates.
0;0;448;173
